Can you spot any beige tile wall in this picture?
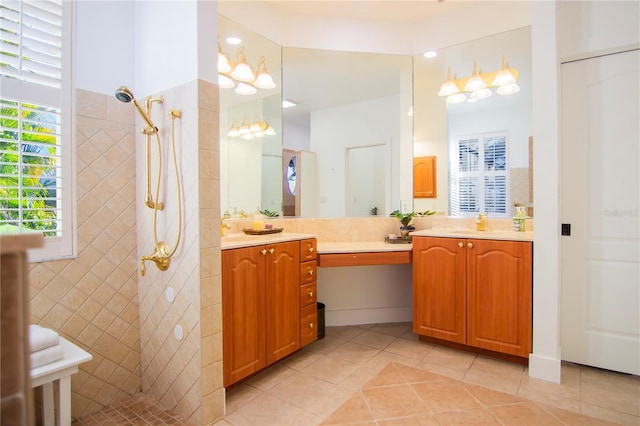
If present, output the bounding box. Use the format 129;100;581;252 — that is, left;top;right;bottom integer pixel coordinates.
135;79;223;425
28;89;141;418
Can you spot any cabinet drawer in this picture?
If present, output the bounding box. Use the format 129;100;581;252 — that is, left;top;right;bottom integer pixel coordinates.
300;303;318;346
318;251;411;267
300;282;317;307
299;260;317;284
300;239;317;261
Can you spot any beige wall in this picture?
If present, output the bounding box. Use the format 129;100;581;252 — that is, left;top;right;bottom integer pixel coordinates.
28;88;141;418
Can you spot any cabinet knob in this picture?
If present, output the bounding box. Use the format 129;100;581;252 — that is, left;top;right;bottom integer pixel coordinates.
308;247;315;253
467;242;474;249
261;249;267;255
458;242;464;248
268;248;275;254
308;291;314;297
308;322;314;329
307;269;314;276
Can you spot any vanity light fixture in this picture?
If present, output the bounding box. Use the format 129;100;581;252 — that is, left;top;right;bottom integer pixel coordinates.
228;115;276;139
439;54;520;103
218;45;277;95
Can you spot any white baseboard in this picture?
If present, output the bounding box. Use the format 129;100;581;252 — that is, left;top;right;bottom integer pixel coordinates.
528;353;561;383
325;307;412;327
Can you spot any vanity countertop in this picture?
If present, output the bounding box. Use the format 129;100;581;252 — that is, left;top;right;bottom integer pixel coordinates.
221;232;317;250
411;228;533;242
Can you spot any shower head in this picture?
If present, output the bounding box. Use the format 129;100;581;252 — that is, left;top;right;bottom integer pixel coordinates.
114;86;158;133
115;86;134;103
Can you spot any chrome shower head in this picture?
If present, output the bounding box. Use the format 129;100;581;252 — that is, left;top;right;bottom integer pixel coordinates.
114;86;158;133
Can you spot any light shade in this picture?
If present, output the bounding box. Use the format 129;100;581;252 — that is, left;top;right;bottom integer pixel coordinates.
230;47;255;82
239;119;251;135
446;93;467;104
497;83;520;95
227;120;240;137
235;82;257;95
464;61;487;92
218;42;231;73
438;67;460;97
218;74;235;89
471;88;492;100
492;54;517;86
253;57;276;89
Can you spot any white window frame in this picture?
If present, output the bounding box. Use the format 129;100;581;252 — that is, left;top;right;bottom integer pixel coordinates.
1;0;76;261
449;131;510;218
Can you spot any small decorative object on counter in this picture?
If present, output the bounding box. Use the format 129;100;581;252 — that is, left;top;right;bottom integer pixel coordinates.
513;202;528;231
476;213;487;231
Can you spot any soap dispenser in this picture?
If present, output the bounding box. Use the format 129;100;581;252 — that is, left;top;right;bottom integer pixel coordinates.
476;213;487;231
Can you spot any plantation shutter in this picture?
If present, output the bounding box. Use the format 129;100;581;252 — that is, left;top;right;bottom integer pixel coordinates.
450;132;509;217
0;0;74;260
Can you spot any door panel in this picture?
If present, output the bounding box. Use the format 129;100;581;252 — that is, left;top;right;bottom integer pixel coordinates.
561;49;640;374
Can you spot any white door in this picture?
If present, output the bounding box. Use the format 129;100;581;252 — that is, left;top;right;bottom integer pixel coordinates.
561;49;640;375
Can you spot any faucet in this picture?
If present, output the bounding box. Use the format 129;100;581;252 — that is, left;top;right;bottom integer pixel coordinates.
141;241;170;276
220;217;232;237
476;213;487;231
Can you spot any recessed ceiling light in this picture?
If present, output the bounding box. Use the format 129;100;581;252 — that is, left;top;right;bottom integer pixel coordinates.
226;36;241;45
423;51;437;59
282;100;297;108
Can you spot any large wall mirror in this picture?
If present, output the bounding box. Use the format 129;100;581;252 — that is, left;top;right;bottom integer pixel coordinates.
219;16;282;217
282;48;413;217
413;26;533;217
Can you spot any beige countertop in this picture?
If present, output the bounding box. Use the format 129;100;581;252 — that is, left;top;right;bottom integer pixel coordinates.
411;228;533;242
221;232;317;250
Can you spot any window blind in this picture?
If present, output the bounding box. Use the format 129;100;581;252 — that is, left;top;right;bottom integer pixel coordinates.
0;0;74;260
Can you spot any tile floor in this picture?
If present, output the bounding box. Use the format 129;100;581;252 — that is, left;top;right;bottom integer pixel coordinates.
74;323;640;425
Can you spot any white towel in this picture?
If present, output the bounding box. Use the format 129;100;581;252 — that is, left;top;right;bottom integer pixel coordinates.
30;344;64;368
28;324;60;353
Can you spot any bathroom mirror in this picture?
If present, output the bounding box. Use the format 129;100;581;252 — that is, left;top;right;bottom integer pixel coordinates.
413;26;533;217
282;47;413;217
219;16;283;216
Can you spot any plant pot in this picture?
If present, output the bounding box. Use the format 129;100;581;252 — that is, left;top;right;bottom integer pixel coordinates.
399;226;415;238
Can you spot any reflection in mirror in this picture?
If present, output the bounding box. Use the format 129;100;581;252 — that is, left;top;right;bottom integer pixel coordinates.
413;26;532;218
282;48;413;217
219;16;282;217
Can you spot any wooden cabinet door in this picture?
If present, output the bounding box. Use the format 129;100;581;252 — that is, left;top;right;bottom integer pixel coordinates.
466;239;532;357
413;156;436;198
222;245;266;387
412;237;466;343
265;241;301;364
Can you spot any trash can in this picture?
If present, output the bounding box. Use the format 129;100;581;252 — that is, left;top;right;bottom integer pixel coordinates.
317;302;325;340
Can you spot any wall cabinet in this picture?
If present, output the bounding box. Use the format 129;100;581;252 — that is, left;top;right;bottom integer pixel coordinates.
412;236;532;357
222;239;317;387
413;156;436;198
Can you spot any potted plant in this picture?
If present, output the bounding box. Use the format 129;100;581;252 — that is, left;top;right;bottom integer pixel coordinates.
390;210;436;238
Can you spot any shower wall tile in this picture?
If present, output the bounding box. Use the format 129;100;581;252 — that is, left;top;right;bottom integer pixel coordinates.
28;89;141;419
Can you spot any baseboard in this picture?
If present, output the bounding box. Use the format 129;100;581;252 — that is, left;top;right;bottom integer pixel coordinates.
528;353;561;383
325;307;412;326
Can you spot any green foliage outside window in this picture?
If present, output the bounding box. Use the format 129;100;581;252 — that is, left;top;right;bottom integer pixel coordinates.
0;100;59;236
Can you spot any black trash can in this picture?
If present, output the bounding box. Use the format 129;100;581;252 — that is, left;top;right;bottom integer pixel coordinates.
317;302;325;340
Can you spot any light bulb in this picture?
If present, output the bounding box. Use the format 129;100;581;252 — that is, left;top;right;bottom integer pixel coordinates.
438;67;460;97
492;54;517;86
446;93;467;104
471;88;492;100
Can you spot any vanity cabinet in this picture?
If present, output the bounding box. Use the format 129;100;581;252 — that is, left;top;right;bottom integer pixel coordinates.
413;156;436;198
299;239;318;346
412;236;532;357
222;240;300;386
222;238;318;387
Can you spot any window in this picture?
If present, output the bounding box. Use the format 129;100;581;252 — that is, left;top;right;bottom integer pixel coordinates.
450;131;509;217
0;0;75;260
